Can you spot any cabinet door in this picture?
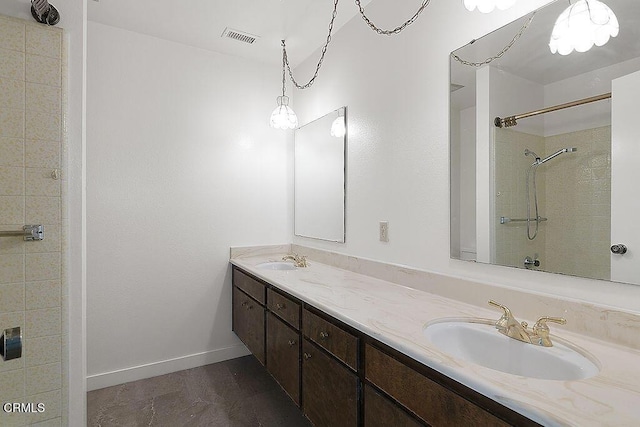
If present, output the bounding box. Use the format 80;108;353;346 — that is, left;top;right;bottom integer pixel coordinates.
364;385;424;427
267;313;300;405
302;339;358;427
233;286;265;364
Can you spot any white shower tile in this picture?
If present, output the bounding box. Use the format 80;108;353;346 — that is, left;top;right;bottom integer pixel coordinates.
25;307;61;338
26;55;61;87
0;167;25;196
0;253;25;284
0;138;24;167
26;26;61;59
26;111;61;141
0;108;25;138
25;252;61;282
25;280;61;310
26;362;61;395
25;389;61;424
0;369;25;401
24;335;61;367
26;168;60;197
26;139;60;168
0;282;24;312
26;197;60;225
26;83;61;114
0;17;25;52
0;78;25;110
0;48;25;80
0;196;25;225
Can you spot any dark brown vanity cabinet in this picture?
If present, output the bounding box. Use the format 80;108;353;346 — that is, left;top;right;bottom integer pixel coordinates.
266;288;301;406
232;287;265;364
232;271;265;365
231;267;538;427
302;339;359;427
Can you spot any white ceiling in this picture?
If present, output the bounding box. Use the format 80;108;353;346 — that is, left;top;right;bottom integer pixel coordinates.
88;0;373;68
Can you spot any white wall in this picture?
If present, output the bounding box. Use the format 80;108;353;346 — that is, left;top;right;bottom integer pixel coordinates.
86;22;291;389
291;0;640;312
0;1;86;425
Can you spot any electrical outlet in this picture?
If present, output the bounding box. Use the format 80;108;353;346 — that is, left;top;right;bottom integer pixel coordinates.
379;221;389;242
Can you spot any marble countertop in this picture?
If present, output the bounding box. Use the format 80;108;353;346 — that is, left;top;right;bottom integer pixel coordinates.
230;253;640;427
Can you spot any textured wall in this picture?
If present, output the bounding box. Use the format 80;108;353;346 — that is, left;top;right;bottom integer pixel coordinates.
0;14;67;426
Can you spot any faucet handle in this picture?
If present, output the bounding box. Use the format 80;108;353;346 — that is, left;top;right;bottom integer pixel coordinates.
532;317;566;347
488;300;512;317
533;316;566;329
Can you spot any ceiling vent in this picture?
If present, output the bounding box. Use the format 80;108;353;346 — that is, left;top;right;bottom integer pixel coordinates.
221;27;259;45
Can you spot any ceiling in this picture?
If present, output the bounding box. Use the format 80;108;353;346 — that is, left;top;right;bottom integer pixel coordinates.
88;0;373;68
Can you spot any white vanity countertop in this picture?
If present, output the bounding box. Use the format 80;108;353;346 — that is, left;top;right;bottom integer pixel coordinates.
230;254;640;427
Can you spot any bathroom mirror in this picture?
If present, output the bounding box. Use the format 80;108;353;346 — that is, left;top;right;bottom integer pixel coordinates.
450;0;640;286
294;107;346;242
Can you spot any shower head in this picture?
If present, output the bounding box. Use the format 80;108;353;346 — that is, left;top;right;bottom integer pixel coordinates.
524;149;540;160
538;147;577;164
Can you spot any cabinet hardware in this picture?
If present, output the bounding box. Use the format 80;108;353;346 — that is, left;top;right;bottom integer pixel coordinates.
303;352;312;360
319;331;329;340
288;340;296;346
276;303;285;310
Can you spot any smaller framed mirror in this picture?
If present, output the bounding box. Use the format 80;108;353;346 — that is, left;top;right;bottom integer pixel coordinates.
294;107;347;242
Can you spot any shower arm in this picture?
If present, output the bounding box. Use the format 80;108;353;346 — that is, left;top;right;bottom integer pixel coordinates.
495;92;611;128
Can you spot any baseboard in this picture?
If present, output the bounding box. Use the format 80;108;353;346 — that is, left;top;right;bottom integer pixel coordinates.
87;344;251;391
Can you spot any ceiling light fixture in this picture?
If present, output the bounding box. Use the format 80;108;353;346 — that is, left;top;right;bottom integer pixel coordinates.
270;40;298;130
463;0;516;13
549;0;619;55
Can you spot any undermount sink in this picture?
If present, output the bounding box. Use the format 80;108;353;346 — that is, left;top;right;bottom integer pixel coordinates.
423;319;599;381
256;261;297;271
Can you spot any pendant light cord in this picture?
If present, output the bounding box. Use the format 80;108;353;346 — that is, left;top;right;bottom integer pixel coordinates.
451;12;536;67
354;0;432;35
283;0;433;90
282;0;340;90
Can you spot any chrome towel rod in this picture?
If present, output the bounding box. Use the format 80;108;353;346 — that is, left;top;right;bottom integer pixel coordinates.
500;217;547;225
0;225;44;241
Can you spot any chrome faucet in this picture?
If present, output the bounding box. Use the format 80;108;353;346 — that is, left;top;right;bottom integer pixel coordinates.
488;300;566;347
282;253;308;268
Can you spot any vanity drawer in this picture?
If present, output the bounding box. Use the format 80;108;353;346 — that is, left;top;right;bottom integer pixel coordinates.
365;344;510;427
302;308;358;370
268;288;300;330
233;269;265;305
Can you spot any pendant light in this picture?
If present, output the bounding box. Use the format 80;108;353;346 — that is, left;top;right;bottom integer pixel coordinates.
549;0;619;55
330;110;346;138
463;0;516;13
270;41;298;130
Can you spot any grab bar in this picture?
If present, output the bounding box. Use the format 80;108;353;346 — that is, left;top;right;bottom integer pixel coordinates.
0;225;44;241
500;216;547;225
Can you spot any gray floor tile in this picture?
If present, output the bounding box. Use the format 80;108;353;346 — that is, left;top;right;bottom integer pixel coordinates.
87;356;312;427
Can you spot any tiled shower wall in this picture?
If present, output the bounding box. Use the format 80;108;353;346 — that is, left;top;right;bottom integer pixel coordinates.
0;15;67;426
494;126;611;281
494;128;547;269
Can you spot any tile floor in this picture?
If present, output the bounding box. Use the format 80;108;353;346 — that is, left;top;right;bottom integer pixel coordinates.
87;356;313;426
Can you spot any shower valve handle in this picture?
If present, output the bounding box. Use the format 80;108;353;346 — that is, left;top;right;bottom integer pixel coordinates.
611;244;628;255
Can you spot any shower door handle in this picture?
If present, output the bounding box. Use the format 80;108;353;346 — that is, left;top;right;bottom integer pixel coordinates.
611;244;628;255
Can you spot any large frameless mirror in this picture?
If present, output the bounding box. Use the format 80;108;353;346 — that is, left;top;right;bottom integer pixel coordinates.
294;107;346;242
450;0;640;285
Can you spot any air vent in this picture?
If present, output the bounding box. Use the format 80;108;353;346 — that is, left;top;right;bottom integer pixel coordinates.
221;27;259;45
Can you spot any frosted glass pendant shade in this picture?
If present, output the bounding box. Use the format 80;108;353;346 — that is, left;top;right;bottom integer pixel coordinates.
549;0;619;55
463;0;516;13
270;96;298;129
330;116;345;138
